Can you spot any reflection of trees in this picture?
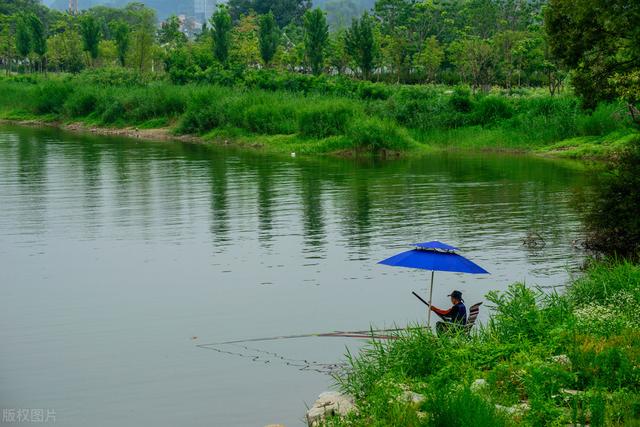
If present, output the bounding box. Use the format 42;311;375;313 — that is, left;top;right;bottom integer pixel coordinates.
15;130;48;235
78;134;102;236
255;158;274;245
207;151;230;246
299;165;325;252
2;125;593;264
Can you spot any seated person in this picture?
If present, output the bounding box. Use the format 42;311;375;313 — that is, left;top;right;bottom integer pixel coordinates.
430;290;467;335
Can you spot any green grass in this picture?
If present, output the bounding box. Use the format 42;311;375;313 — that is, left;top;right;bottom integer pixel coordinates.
0;72;637;157
328;260;640;426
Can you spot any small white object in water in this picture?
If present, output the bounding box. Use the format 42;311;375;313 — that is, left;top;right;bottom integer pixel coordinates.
291;152;296;158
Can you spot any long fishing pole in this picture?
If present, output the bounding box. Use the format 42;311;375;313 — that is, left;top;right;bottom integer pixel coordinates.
412;291;447;321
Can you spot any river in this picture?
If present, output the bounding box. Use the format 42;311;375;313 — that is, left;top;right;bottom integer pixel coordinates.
0;125;591;426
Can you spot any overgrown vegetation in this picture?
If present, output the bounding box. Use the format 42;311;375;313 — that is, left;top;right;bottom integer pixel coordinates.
326;261;640;426
585;147;640;259
0;71;637;156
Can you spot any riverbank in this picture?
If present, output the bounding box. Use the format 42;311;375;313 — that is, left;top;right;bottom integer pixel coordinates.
323;260;640;426
1;73;638;158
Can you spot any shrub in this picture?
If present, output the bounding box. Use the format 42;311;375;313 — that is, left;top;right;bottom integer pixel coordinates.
347;118;413;152
450;86;473;113
473;95;514;126
100;99;126;124
64;88;98;117
584;146;640;258
122;85;187;122
77;67;152;86
425;387;510;427
33;81;73;114
243;102;298;134
298;103;355;138
577;102;628;136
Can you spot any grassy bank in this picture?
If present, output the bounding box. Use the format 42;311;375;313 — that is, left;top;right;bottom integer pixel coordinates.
0;72;637;157
327;261;640;426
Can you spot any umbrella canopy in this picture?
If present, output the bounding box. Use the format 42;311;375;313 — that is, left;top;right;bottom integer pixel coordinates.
378;241;489;326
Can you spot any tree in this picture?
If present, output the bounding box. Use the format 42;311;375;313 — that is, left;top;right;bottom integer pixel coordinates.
413;35;443;83
228;0;311;28
545;0;640;121
130;5;156;72
303;8;328;75
0;15;16;74
27;13;46;73
15;15;32;65
109;20;130;67
230;12;259;67
345;12;376;80
258;12;279;66
158;15;186;47
47;18;84;72
449;37;496;91
210;5;231;65
327;30;349;74
80;14;101;66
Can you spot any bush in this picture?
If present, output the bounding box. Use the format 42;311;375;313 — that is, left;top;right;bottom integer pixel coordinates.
577;102;628;136
77;67;152;86
64;88;98;117
122;85;187;122
347;118;413;152
243;102;298;134
100;99;126;124
473;95;514;126
584;146;640;258
33;81;73;114
450;86;473;113
425;387;510;427
298;103;355;138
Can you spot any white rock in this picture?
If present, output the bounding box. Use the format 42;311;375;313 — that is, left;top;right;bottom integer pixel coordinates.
550;354;571;367
471;378;487;392
306;391;355;426
495;402;530;415
399;391;426;406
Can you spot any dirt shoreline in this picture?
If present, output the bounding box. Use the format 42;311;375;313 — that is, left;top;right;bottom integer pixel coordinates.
0;119;206;144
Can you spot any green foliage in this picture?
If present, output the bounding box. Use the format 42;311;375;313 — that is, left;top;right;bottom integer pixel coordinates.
15;15;31;59
298;102;355;137
331;260;640;426
27;13;45;59
80;14;101;62
545;0;640;113
345;12;376;80
228;0;311;28
347;117;413;152
158;15;186;47
474;95;514;126
258;12;279;66
210;6;232;65
33;80;72;114
109;20;130;67
303;9;328;75
584;148;640;258
425;387;510;427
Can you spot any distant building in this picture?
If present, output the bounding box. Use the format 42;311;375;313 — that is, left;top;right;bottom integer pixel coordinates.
194;0;217;23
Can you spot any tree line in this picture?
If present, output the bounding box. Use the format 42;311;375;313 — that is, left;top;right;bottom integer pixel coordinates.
0;0;638;113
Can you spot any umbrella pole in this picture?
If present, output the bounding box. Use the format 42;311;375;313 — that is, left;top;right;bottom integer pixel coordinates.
427;270;435;327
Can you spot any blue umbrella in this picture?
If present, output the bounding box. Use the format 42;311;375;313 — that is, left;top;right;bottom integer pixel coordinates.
378;241;489;326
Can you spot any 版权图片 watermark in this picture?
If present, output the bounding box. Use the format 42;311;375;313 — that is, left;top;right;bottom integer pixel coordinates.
2;408;56;424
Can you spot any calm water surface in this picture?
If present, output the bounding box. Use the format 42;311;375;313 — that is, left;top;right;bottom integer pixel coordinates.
0;125;591;426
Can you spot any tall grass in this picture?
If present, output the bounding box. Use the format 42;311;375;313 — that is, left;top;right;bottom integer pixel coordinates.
331;261;640;426
0;73;636;155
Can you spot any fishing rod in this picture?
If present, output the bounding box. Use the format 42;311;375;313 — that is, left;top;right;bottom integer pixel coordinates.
412;291;447;321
